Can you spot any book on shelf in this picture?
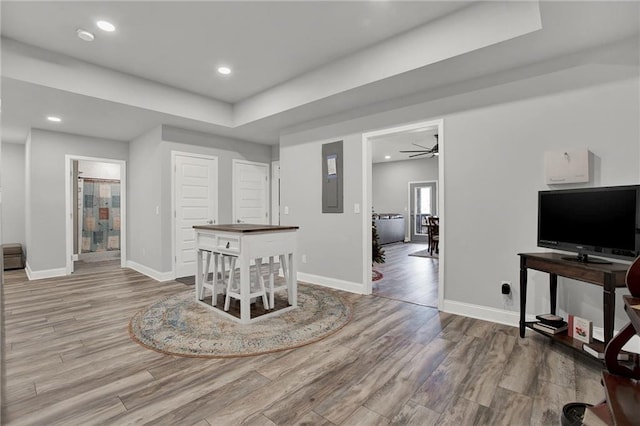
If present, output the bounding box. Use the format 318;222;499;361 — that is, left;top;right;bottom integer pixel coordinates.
536;313;565;328
568;314;593;343
582;342;630;361
532;321;568;335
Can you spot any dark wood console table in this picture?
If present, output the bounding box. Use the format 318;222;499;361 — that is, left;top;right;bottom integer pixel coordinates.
519;253;629;353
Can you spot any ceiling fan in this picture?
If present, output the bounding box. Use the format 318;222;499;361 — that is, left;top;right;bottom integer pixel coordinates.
400;134;439;158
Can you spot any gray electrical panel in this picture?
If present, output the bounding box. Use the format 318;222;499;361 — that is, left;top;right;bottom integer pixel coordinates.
322;141;343;213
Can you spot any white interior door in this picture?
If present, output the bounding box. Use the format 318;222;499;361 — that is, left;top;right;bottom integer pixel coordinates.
233;160;269;225
174;153;218;278
409;181;437;243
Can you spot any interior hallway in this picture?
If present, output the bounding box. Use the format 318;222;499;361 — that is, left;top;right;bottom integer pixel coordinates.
373;242;439;308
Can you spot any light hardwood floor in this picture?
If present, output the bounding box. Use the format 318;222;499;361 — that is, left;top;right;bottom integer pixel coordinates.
1;264;604;425
373;243;438;307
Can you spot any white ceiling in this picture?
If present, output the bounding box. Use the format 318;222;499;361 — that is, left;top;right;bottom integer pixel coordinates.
371;127;438;164
1;1;639;147
1;1;471;103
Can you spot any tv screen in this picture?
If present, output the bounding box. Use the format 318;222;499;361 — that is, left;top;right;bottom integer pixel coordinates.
537;185;640;262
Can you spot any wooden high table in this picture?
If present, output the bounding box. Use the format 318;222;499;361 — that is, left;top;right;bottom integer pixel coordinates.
193;224;299;324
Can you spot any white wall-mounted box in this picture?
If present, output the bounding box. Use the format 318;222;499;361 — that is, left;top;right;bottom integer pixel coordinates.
544;149;590;184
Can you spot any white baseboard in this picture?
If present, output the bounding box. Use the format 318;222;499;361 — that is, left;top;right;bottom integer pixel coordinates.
591;326;640;354
296;272;366;294
443;299;525;327
24;262;67;280
127;260;174;282
443;299;640;354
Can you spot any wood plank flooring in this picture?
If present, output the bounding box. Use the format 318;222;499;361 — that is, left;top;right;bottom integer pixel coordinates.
1;264;604;425
373;242;438;307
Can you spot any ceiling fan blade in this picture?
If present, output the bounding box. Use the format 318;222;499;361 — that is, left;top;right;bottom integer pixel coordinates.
400;150;429;153
411;142;430;150
409;152;430;158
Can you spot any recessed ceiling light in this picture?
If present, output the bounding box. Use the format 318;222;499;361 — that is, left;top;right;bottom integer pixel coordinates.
384;155;391;160
76;28;95;42
217;66;232;75
96;20;115;32
47;116;62;122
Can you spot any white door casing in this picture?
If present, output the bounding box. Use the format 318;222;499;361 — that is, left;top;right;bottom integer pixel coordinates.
363;118;444;311
65;155;127;275
271;160;280;225
173;153;218;278
233;160;269;225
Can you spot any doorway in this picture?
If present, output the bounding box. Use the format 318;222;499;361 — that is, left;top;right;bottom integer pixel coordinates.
65;155;127;275
363;119;444;310
409;181;437;243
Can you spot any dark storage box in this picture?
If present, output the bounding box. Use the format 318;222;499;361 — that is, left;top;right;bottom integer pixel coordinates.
3;243;25;270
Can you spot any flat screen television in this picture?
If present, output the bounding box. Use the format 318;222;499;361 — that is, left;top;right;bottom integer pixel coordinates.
537;185;640;263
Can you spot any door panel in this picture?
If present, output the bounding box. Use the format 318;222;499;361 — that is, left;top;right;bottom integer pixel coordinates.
409;181;437;242
175;154;218;278
233;161;269;225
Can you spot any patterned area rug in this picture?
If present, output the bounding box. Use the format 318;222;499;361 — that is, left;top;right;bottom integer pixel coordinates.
129;284;352;358
408;249;438;258
372;269;384;281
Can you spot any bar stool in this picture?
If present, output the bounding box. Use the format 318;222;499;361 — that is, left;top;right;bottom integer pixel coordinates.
260;255;290;310
198;250;226;306
224;256;270;312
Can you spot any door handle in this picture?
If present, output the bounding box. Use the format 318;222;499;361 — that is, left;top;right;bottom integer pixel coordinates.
207;219;213;224
237;219;243;223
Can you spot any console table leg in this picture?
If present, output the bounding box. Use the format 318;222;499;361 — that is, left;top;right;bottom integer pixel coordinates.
550;273;558;315
603;281;615;344
519;262;527;338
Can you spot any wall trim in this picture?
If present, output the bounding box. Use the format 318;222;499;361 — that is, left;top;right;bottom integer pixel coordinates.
127;260;174;282
443;299;526;327
443;299;640;353
297;272;366;294
25;262;67;280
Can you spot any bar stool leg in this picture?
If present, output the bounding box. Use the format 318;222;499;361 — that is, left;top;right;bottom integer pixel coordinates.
224;256;237;311
211;253;219;306
279;254;289;284
254;258;269;310
202;251;212;300
268;256;275;310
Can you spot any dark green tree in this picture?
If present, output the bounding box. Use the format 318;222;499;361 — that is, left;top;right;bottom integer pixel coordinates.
372;213;386;264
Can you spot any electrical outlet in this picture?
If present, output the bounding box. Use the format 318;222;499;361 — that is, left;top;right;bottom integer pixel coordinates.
284;206;289;215
301;254;307;263
501;281;511;295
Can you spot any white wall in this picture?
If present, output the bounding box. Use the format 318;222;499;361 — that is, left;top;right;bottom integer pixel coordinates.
128;126;163;274
280;135;364;290
280;40;639;331
1;143;26;247
128;125;272;278
443;78;638;330
372;157;438;216
25;129;128;274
